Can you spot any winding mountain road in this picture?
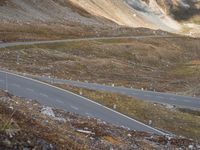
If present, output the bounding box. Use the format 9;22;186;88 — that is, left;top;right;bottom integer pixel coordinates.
37;76;200;110
0;70;165;135
0;35;197;135
0;35;173;49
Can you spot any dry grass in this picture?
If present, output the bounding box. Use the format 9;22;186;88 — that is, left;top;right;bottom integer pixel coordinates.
57;84;200;141
191;16;200;24
0;36;199;95
2;91;196;149
0;100;88;149
0;22;97;42
0;22;163;42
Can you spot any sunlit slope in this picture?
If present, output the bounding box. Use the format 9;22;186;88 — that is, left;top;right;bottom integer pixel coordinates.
70;0;181;32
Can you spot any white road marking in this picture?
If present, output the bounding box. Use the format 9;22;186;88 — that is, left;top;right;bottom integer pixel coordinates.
70;105;79;110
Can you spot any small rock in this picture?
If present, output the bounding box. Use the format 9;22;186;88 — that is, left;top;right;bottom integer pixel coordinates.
55;117;66;123
9;106;14;110
131;144;139;149
188;145;194;149
41;106;55;117
84;127;88;130
109;146;114;150
165;104;175;109
76;129;95;135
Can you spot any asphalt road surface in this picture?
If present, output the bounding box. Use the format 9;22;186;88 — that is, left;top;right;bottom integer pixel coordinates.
0;70;166;135
37;76;200;110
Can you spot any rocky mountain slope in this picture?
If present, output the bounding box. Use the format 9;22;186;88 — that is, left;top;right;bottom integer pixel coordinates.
0;0;199;36
69;0;200;34
0;0;115;26
0;0;162;42
151;0;200;21
70;0;180;31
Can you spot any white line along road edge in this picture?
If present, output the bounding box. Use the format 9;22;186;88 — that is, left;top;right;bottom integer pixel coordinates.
0;70;166;135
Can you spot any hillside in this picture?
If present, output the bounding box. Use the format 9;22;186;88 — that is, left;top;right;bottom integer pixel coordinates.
70;0;180;31
69;0;200;35
0;0;116;42
0;0;199;39
151;0;200;21
1;91;200;149
0;0;111;25
0;1;200;149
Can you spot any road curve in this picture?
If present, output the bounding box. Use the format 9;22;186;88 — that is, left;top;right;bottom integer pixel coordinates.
37;77;200;110
1;35;199;110
0;70;166;135
0;35;174;49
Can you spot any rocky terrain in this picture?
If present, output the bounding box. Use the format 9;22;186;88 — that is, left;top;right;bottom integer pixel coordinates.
0;90;200;150
0;0;200;41
0;0;111;25
151;0;200;21
69;0;200;35
1;36;199;97
0;1;200;149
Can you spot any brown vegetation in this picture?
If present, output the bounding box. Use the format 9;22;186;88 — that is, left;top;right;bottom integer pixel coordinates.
1;91;199;149
56;84;200;141
0;22;166;42
0;0;6;6
0;36;199;96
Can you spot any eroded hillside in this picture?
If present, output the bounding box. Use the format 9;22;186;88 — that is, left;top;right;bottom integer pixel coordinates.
70;0;200;35
0;0;117;41
0;0;199;36
0;0;110;26
70;0;181;31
